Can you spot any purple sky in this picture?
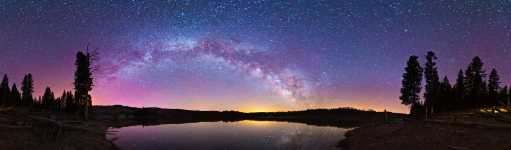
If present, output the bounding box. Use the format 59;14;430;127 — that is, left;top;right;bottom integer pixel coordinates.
2;1;511;113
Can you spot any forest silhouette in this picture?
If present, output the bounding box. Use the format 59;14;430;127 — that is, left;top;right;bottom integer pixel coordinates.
0;51;94;119
400;51;510;118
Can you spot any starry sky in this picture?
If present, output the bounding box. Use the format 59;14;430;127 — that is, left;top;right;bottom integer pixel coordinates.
2;0;511;113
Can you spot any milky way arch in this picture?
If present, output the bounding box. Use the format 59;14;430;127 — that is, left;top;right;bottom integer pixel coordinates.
99;36;315;104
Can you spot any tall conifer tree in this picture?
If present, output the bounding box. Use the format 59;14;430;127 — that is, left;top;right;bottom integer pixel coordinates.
453;70;465;109
66;91;75;112
499;86;508;107
424;51;439;118
0;74;11;106
42;87;55;109
74;51;94;119
437;76;452;112
10;84;21;106
509;87;511;107
465;57;486;108
400;56;423;117
21;74;34;106
488;68;500;107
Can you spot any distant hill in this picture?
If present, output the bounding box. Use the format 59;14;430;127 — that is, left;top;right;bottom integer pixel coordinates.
93;105;406;128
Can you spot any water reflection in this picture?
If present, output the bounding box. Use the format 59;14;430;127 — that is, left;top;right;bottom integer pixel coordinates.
108;120;351;150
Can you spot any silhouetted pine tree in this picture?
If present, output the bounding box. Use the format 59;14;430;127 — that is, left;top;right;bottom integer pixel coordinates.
35;96;42;108
464;57;486;108
453;70;465;109
74;51;94;119
410;102;425;119
66;91;75;112
424;51;440;118
499;86;508;107
0;74;11;106
61;90;75;112
59;91;66;111
21;74;34;106
508;87;511;107
10;84;21;106
488;68;500;107
42;87;55;109
400;56;423;117
482;80;489;107
437;76;452;112
61;91;72;112
54;97;62;112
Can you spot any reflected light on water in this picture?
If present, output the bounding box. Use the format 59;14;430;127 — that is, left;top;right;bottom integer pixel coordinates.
108;121;351;150
238;120;275;126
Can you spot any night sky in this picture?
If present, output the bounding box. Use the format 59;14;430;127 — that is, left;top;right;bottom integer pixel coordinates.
2;0;511;113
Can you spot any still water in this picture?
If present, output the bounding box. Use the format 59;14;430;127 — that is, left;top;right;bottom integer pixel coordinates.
107;120;351;150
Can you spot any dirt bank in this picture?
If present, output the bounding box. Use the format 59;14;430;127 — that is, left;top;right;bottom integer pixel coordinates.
339;111;511;150
0;107;117;150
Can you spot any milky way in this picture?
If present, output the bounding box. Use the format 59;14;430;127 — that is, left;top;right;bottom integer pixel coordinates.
101;37;314;106
2;1;511;112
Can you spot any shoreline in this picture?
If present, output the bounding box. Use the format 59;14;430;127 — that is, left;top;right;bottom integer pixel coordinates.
95;105;405;128
0;105;404;150
338;110;511;150
0;107;118;150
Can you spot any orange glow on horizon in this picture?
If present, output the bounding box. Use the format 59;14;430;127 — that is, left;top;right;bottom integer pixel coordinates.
91;93;409;114
240;107;278;113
